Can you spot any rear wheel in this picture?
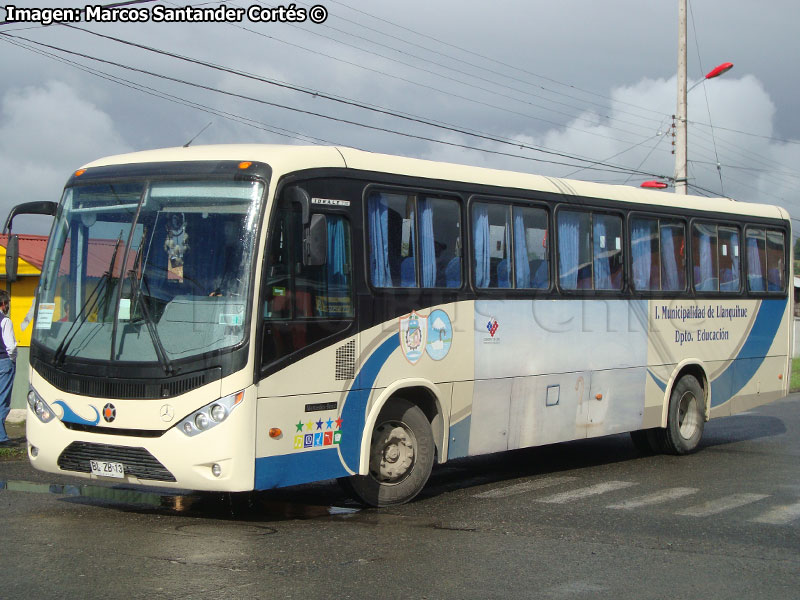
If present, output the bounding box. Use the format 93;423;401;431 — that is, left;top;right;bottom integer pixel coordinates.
345;399;435;507
654;374;706;455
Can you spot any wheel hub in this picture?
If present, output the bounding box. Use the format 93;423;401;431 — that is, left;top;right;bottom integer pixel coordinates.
369;422;416;484
678;391;700;440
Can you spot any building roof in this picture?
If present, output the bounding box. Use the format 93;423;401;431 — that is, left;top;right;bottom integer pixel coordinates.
0;233;133;278
0;233;48;275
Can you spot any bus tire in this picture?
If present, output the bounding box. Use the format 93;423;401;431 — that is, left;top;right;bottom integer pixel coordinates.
657;374;705;455
346;398;435;507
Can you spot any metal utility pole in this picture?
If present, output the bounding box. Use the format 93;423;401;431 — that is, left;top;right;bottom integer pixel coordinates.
675;0;688;194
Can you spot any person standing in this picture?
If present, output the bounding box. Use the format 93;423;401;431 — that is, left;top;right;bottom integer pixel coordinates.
0;290;17;446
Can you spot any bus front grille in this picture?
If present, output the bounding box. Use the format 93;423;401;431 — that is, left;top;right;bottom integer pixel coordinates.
57;442;176;482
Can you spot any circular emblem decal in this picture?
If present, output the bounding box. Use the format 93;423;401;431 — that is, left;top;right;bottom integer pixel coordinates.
160;404;175;422
102;403;116;423
426;309;453;361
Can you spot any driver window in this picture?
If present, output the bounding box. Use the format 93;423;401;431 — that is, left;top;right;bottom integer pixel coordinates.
262;208;353;366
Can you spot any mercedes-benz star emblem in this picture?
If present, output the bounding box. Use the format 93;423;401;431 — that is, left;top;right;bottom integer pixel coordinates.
160;404;175;422
102;403;116;423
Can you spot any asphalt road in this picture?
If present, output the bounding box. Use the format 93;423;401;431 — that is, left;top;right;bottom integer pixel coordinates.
1;394;798;599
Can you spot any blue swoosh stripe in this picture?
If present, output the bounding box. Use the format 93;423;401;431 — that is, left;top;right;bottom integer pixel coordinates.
642;300;785;408
339;334;400;472
53;401;100;426
710;299;786;407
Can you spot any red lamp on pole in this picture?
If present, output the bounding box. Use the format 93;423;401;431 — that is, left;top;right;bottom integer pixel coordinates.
705;62;733;80
641;181;669;189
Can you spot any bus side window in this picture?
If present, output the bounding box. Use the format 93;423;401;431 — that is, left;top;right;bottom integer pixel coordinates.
661;221;686;290
692;223;719;292
558;210;591;290
746;228;767;292
718;227;740;292
513;205;549;289
367;191;416;288
262;209;354;366
473;202;511;288
766;230;785;291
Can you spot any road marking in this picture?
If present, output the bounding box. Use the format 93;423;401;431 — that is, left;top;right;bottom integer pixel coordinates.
473;476;578;499
536;481;636;504
676;493;769;517
751;501;800;525
607;487;698;509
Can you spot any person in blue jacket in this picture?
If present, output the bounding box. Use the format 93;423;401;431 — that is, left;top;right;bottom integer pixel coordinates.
0;289;18;447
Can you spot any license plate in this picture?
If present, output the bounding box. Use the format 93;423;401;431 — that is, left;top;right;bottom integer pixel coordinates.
90;459;125;479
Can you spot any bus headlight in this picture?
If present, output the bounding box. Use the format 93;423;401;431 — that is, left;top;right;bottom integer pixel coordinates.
210;404;227;422
194;413;209;430
177;390;244;437
27;386;56;423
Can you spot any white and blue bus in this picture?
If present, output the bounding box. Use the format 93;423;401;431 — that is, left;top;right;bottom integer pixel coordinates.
16;144;791;506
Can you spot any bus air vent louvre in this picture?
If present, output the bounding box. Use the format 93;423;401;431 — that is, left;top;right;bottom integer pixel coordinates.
57;441;176;482
335;340;356;380
35;361;222;400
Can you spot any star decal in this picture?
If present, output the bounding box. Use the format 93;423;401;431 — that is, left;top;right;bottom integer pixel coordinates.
335;417;343;429
316;418;324;430
295;420;304;432
326;418;334;429
306;420;314;431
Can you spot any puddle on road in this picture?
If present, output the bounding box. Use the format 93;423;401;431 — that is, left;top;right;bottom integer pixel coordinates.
0;478;361;520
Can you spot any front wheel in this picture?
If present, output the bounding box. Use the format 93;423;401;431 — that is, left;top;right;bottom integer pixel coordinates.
344;399;435;507
655;374;706;455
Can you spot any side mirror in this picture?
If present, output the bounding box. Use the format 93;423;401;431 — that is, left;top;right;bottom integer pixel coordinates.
5;234;18;283
304;214;327;266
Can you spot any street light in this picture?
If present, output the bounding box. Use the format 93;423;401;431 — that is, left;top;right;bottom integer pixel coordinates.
641;181;669;189
688;62;734;93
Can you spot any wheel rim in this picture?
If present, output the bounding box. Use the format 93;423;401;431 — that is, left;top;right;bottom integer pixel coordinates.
368;420;417;485
677;391;700;439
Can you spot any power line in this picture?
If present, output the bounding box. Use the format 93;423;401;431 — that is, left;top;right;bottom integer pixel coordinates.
0;35;337;146
326;0;670;121
0;30;669;179
33;25;670;178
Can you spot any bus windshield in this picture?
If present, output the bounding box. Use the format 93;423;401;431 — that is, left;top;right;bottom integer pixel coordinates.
33;177;265;366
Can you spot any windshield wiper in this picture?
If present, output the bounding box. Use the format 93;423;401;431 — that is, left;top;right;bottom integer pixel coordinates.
53;232;123;365
125;239;174;375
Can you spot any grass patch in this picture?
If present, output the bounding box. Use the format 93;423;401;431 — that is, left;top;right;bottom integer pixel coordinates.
791;359;800;393
0;446;25;461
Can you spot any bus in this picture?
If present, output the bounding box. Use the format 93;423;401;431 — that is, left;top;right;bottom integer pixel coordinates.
17;144;791;507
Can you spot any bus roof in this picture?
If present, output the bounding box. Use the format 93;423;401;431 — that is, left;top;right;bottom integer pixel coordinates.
80;144;788;222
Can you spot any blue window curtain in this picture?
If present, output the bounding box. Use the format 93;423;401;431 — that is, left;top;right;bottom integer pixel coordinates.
513;209;531;288
593;216;610;290
695;226;716;291
558;211;580;289
419;198;436;287
719;230;740;292
367;192;392;287
473;204;490;288
747;233;765;291
631;219;652;290
326;217;347;287
661;224;680;290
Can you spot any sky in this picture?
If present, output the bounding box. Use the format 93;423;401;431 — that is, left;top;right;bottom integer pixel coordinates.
1;0;799;234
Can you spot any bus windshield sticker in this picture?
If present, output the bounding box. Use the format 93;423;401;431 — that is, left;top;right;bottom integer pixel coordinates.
35;303;55;330
219;313;243;326
399;310;427;364
426;309;453;361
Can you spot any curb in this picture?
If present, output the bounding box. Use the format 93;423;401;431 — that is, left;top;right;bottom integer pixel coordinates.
6;409;26;424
